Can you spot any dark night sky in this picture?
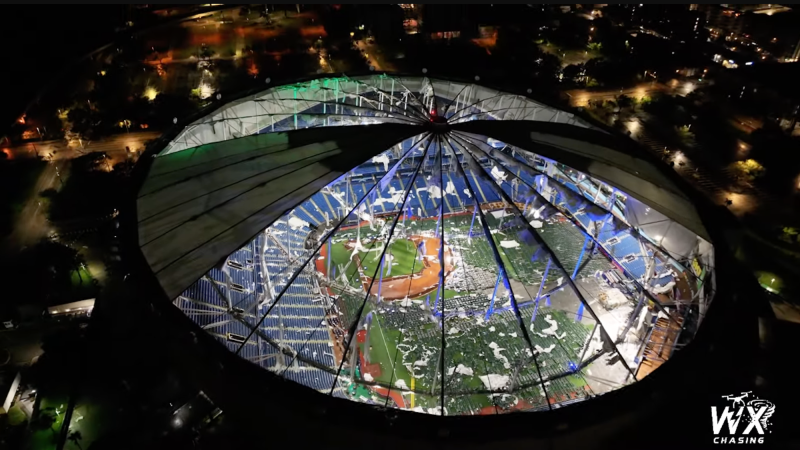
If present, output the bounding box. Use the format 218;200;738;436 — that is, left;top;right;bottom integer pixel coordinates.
0;5;127;136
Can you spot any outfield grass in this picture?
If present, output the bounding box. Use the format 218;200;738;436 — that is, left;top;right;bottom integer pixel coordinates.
364;316;413;388
328;242;364;288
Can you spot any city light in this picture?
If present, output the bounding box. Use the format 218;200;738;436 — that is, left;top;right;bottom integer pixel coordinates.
143;86;159;101
196;81;214;99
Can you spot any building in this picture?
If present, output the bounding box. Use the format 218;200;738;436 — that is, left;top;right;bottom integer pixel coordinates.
118;73;768;447
47;298;96;318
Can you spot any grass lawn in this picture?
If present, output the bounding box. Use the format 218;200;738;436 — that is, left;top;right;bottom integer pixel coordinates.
69;268;99;301
8;404;26;426
364;315;412;387
756;271;784;294
29;395;68;450
63;401;115;450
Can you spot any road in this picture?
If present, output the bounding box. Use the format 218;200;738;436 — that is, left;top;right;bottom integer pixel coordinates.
620;116;772;218
2;131;160;253
7;131;160;162
354;39;396;72
564;79;699;107
0;321;76;367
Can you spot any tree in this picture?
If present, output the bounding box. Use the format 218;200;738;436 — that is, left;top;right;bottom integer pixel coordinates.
781;227;799;244
544;14;590;50
536;53;562;82
562;64;584;85
642;94;691;127
31;408;58;439
69;431;84;450
748;126;800;193
365;5;405;48
615;94;634;114
67;107;98;139
153;93;200;128
587;42;603;52
45;152;125;222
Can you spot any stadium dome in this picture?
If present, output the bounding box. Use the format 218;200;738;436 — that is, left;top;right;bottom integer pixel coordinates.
134;74;716;416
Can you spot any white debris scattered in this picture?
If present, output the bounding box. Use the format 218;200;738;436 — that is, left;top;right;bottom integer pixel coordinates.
535;344;556;354
529;220;544;229
602;288;630;308
490;166;508;184
446;364;475;377
414;359;428;367
399;297;413;307
499;332;505;337
490;210;512;219
448;327;460;335
395;379;409;390
509;332;517;338
478;374;511;389
428;185;443;199
651;281;676;295
288;216;309;230
488;342;511;369
556;277;564;286
363;373;374;382
372;187;406;208
539;314;567;339
445;180;457;196
464;189;472;198
328;190;347;207
489;326;496;332
500;240;520;249
372;153;391;171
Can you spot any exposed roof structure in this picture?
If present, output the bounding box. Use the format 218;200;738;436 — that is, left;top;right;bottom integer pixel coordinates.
135;75;716;416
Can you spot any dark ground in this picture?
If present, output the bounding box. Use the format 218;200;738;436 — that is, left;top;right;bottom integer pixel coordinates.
0;5;127;137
